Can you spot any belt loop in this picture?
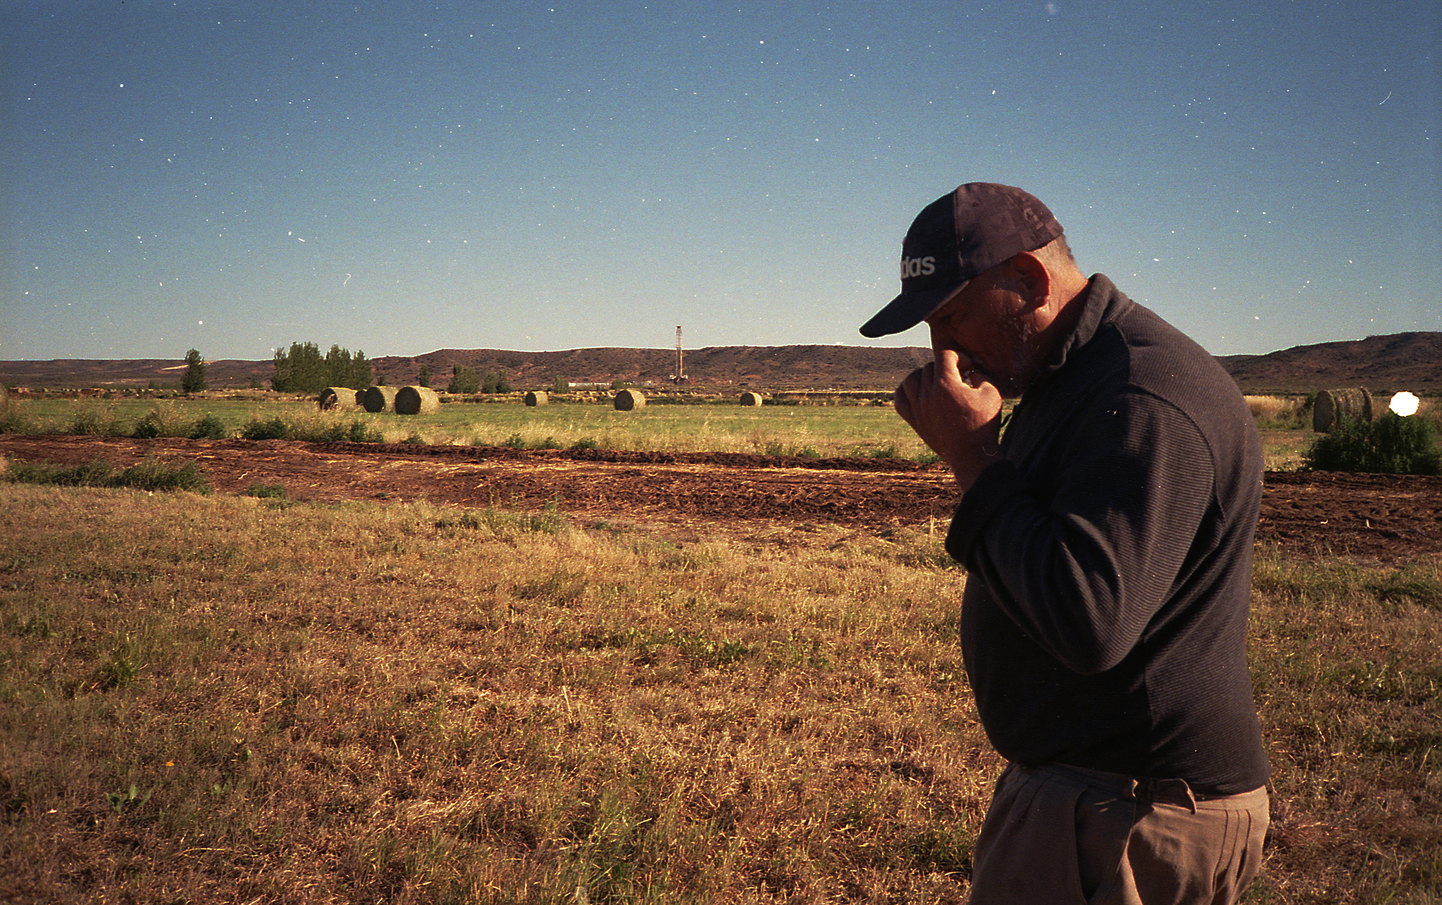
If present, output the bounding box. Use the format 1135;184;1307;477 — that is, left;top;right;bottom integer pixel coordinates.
1136;778;1198;813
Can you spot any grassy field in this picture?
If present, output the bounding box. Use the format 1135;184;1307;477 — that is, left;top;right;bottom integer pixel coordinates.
1;470;1438;903
1;391;1322;468
2;393;937;460
3;392;1432;901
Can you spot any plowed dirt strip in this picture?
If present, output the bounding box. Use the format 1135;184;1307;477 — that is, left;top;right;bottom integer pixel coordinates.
3;434;1440;563
0;434;960;530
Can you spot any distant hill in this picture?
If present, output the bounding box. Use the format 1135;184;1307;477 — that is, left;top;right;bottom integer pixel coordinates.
1215;332;1442;394
1;332;1437;395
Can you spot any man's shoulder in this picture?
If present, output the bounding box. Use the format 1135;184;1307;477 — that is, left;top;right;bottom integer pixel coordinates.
1098;295;1238;397
1097;297;1261;470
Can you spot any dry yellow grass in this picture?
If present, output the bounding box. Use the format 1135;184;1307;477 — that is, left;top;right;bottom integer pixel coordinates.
0;485;988;902
1247;395;1293;421
1;481;1437;903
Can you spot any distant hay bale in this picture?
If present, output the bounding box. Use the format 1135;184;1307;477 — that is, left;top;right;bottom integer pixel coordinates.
740;391;764;407
395;385;440;415
363;385;399;413
613;388;646;411
1313;388;1374;433
524;390;549;407
318;386;360;411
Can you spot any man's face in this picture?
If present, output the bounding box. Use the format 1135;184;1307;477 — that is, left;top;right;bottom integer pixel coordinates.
923;264;1041;399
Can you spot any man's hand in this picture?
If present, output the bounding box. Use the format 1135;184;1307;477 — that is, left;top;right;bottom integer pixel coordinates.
893;346;1004;491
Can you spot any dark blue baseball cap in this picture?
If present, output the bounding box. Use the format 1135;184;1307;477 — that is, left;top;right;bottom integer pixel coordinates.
860;183;1063;337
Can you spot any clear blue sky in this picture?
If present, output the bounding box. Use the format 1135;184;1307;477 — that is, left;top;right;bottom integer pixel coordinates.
3;0;1438;362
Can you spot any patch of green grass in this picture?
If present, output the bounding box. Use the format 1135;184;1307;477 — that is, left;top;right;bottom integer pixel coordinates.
242;482;287;500
2;458;209;493
95;635;146;691
4;459;117;487
4;395;935;458
1369;568;1442;611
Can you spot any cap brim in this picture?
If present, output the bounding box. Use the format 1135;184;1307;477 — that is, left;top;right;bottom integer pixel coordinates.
858;282;960;338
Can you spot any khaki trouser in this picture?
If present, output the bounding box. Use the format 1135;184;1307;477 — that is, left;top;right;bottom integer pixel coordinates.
969;762;1269;905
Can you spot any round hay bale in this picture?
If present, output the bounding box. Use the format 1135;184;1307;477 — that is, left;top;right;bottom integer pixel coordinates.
318;386;360;411
1313;388;1374;433
524;390;549;407
613;388;646;411
362;385;399;413
740;391;764;407
395;385;440;415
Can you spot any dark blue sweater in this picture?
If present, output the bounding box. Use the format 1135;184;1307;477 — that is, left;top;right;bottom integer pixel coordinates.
947;274;1270;796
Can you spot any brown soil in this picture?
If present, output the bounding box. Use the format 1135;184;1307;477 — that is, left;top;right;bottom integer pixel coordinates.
4;434;1440;564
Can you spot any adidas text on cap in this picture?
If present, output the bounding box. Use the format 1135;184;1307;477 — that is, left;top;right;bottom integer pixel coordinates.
859;183;1063;338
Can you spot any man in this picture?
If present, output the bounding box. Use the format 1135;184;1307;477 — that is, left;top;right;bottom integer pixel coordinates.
861;183;1270;904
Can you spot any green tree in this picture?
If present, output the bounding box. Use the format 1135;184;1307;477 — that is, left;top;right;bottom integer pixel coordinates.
417;365;431;388
350;350;372;389
448;365;480;394
272;341;369;393
323;345;370;390
272;341;323;393
551;375;569;395
482;370;499;394
181;349;207;394
324;345;351;388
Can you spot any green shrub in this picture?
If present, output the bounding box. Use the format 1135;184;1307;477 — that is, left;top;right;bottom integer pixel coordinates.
190;414;229;440
1305;413;1442;475
133;407;211;440
237;416;379;444
239;417;291;441
132;413;164;439
308;420;381;443
345;420;381;444
0;405;28;434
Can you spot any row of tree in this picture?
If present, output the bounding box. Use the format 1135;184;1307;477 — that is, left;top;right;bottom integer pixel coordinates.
271;342;373;394
417;365;513;395
182;344;571;397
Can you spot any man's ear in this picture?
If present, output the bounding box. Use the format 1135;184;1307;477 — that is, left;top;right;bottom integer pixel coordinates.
1009;251;1052;310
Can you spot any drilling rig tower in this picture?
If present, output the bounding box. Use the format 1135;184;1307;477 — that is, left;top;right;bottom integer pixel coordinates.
673;326;688;384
